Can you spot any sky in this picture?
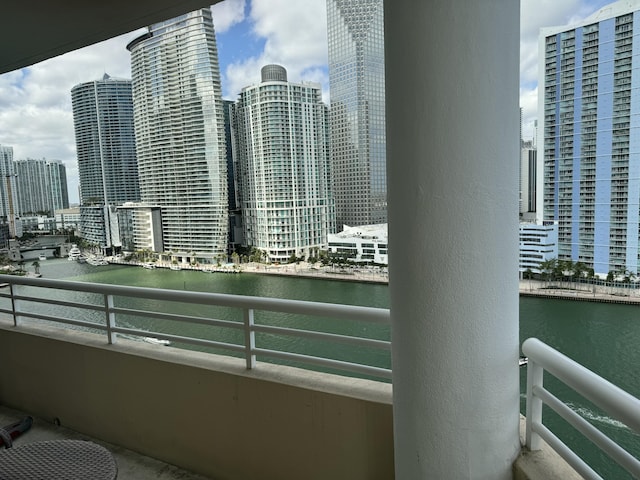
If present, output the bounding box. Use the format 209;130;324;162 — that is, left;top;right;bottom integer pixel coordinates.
0;0;619;204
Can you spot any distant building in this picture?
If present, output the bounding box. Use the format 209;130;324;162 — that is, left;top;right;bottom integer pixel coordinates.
54;207;81;233
232;65;335;262
519;223;557;274
71;74;139;253
128;9;228;264
327;0;386;227
0;145;20;237
116;203;164;253
14;158;69;216
327;224;388;264
540;2;640;275
520;141;536;221
21;215;57;232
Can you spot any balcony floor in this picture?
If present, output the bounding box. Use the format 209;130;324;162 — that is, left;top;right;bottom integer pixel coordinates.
0;405;213;479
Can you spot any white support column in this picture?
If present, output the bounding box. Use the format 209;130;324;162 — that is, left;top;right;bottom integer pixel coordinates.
385;1;521;478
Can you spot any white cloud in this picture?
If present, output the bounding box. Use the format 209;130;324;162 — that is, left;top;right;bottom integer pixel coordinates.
222;0;328;99
212;0;246;33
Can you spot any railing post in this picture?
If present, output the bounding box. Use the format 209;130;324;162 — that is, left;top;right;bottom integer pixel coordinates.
9;283;19;326
243;308;256;369
526;358;544;450
105;294;117;344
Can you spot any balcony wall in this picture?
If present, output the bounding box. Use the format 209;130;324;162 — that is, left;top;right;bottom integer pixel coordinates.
0;321;394;480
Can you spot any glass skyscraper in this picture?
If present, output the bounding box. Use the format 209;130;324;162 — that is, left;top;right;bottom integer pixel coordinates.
540;2;640;275
71;74;139;251
327;0;386;227
232;65;335;262
127;8;228;262
15;158;69;215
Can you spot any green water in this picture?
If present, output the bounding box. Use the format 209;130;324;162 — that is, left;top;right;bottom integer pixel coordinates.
33;259;640;478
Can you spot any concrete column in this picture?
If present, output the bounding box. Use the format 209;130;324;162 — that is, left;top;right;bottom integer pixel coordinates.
385;1;521;479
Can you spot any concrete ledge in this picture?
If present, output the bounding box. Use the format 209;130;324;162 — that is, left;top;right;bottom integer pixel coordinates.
513;415;582;480
0;321;394;480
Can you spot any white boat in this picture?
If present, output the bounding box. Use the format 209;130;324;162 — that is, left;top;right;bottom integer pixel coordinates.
170;264;181;271
38;254;46;261
142;263;156;269
86;257;108;266
68;244;81;261
519;356;528;367
143;336;171;346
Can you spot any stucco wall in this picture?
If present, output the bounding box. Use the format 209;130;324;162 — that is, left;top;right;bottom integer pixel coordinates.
0;323;394;480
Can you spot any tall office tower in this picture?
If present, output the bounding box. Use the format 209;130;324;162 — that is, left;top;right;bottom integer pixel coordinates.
327;0;386;227
14;159;69;216
0;145;20;237
71;74;139;252
127;9;228;262
233;65;335;262
520;142;536;221
540;2;640;275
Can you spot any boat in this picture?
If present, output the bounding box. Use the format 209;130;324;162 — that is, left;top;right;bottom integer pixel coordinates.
142;263;156;269
519;356;528;367
143;336;171;346
68;244;81;261
170;264;181;271
86;257;108;266
38;254;46;261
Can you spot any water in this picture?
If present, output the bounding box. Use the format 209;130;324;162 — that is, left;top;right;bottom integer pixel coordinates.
33;259;640;478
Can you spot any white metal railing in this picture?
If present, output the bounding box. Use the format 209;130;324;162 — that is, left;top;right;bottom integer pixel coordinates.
0;274;391;380
523;337;640;480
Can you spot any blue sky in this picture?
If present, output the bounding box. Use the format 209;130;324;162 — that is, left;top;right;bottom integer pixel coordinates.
0;0;624;203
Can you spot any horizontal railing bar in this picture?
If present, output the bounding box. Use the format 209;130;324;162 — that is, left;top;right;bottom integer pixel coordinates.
534;386;640;478
253;324;391;350
253;347;392;380
12;295;105;312
109;307;244;330
522;338;640;432
533;420;603;480
111;327;246;353
16;311;107;332
0;275;389;324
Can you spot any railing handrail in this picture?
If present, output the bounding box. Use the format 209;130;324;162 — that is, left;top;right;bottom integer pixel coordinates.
0;274;391;380
523;337;640;479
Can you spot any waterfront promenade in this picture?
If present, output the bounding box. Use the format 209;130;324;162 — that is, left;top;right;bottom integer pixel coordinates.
519;279;640;305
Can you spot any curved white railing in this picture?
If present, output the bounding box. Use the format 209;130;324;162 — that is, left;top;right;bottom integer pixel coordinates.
0;274;391;380
523;337;640;480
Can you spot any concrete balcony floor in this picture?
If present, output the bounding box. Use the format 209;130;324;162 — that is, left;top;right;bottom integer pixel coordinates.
0;405;212;480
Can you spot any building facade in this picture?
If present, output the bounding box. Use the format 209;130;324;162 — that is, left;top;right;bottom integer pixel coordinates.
116;203;164;253
127;8;228;264
71;74;140;252
327;223;388;264
520;141;536;221
14;158;69;216
327;0;386;227
232;65;335;262
0;145;20;237
540;2;640;275
518;223;558;274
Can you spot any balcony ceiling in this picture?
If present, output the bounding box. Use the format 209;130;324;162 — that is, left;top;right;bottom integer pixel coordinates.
0;0;219;75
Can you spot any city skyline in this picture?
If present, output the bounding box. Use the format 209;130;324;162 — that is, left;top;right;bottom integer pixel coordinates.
0;0;616;204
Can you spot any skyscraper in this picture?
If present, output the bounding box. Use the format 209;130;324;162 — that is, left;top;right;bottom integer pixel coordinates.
327;0;386;227
14;158;69;216
71;74;139;252
0;145;20;237
232;65;335;262
127;8;228;262
540;1;640;275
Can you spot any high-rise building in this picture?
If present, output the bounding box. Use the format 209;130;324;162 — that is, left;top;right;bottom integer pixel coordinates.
14;158;69;216
0;145;20;237
327;0;386;227
71;74;139;252
232;65;335;262
540;1;640;275
127;8;228;262
520;142;536;220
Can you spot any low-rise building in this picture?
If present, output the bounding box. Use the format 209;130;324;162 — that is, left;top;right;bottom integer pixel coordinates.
519;222;557;274
328;224;388;265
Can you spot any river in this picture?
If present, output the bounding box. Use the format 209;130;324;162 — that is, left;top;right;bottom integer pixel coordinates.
34;258;640;478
